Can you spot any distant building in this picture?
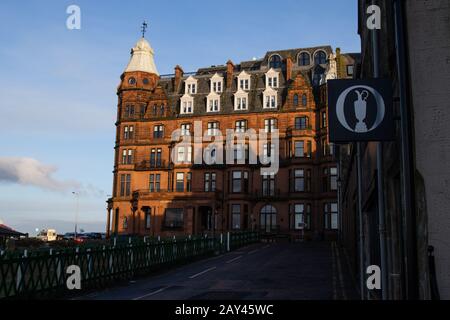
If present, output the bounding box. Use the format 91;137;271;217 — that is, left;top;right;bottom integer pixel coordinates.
106;35;357;240
0;222;26;248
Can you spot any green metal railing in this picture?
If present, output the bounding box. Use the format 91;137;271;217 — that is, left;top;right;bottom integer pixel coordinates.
0;231;259;299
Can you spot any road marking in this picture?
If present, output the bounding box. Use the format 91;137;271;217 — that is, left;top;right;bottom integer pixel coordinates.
133;286;169;300
188;267;217;279
226;255;243;264
247;249;259;255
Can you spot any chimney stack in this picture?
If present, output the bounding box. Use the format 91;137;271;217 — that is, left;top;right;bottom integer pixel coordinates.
174;65;184;91
226;60;234;89
285;57;293;82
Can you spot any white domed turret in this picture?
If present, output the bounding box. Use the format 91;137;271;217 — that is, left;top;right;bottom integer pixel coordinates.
124;37;159;75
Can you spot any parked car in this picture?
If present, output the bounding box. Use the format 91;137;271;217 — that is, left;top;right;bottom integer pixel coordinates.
84;232;104;240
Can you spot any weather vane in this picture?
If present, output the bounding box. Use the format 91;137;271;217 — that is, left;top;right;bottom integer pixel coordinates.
141;21;148;38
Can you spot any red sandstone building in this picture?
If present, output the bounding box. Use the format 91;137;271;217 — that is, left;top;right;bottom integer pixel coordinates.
106;35;357;240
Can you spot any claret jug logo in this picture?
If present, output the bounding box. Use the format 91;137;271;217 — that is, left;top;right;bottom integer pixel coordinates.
328;79;393;142
336;85;385;134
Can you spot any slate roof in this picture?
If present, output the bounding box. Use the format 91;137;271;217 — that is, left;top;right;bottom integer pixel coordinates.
156;46;334;117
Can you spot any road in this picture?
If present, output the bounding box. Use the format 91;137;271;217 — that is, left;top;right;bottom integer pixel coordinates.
79;241;357;300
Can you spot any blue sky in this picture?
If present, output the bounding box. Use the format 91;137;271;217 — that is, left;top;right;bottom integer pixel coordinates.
0;0;360;235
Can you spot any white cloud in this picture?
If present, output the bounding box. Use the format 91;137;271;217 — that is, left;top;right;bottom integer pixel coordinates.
0;157;80;192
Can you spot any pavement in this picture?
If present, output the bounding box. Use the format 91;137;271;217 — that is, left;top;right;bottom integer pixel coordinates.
77;241;358;300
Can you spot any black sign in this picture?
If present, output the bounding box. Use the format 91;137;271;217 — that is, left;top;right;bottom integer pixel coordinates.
327;79;394;142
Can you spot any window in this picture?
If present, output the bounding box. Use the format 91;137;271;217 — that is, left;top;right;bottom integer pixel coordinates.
204;172;217;192
322;137;330;156
324;203;338;230
212;81;222;93
314;51;327;65
240;79;249;90
123;216;128;229
120;174;131;197
294;141;304;157
164;208;184;228
346;65;354;76
268;77;278;88
160;105;164;116
260;205;277;232
124;105;135;118
182;100;193;114
235;96;248;110
330;167;338;191
269;55;282;69
302;94;307;107
122;149;133;164
123;125;134;140
298;52;310;66
150;148;162;167
232;171;248;193
294;169;305;192
177;145;192;163
290;204;311;230
264;95;277;109
175;173;184;192
187;83;196;94
292;169;311;192
140;105;146;119
149;174;160;192
295;117;309;130
152;105;157;116
293;94;299;106
207;122;219;136
208;98;220;112
264;118;277;133
235;120;247;133
144;208;151;229
231;204;241;230
186;172;192;192
321;111;327;128
153;125;164;138
181;123;191;136
233;143;248;162
262;174;275;196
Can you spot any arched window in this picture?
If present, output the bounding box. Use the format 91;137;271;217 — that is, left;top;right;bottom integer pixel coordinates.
314;51;327;65
298;52;310;66
293;94;299;106
152;105;157;116
260;205;277;232
269;55;282;69
302;94;307;107
160;105;165;115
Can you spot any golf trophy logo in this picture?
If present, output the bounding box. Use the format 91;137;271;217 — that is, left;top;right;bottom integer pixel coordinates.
354;89;369;132
336;85;385;134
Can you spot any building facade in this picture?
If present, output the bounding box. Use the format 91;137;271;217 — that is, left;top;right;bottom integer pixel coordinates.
106;36;356;240
339;0;450;300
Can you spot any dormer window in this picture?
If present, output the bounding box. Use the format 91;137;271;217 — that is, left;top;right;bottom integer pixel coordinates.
264;95;277;109
212;81;222;93
180;94;194;115
298;52;311;66
210;73;224;94
187;83;196;94
268;77;278;88
237;71;251;91
265;69;279;89
184;76;198;95
269;55;282;69
314;50;327;65
240;79;249;90
208;97;220;112
236;97;247;110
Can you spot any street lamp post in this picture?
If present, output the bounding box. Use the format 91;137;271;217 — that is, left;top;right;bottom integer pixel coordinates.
72;192;79;238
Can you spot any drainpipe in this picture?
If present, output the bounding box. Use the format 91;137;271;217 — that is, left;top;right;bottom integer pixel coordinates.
371;0;388;300
357;142;365;300
393;0;419;299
